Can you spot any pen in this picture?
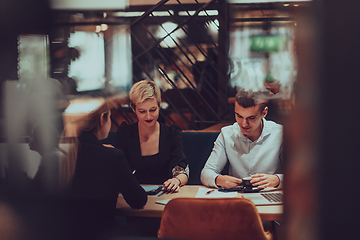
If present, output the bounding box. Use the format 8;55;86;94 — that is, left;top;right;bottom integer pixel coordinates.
206;189;215;195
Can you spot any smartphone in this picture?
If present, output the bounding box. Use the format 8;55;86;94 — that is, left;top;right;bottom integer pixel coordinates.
146;186;163;195
218;185;260;193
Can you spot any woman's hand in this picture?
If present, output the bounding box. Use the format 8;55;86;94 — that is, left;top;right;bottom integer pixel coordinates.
163;177;181;193
102;144;114;148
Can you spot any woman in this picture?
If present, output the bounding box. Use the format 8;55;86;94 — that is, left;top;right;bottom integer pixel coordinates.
116;80;189;193
60;99;147;239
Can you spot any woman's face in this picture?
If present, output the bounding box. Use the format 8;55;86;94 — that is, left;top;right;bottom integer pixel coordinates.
135;98;159;127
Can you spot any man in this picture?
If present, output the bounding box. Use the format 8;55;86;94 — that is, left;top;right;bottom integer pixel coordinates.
201;89;283;189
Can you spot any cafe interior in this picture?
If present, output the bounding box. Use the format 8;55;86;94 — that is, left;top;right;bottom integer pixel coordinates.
1;0;360;240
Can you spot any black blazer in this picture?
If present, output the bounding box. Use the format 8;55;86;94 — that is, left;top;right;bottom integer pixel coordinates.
68;131;147;238
115;122;187;184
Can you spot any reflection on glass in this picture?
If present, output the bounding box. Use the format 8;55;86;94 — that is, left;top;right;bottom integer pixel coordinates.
68;31;105;92
229;26;297;99
67;25;132;93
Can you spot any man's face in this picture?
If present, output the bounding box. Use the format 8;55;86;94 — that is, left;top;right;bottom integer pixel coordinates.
234;102;267;141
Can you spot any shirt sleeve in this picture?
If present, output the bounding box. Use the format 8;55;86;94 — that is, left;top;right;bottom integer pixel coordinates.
169;125;188;176
115;150;148;209
200;132;228;188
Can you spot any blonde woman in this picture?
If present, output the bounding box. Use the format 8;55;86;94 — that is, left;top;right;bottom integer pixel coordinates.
116;80;189;193
60;99;147;239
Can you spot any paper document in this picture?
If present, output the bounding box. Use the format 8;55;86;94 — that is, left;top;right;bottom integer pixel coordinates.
155;199;171;205
196;187;237;198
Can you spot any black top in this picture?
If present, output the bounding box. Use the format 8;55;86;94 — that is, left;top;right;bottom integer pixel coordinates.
68;131;147;239
115;122;187;184
142;153;160;176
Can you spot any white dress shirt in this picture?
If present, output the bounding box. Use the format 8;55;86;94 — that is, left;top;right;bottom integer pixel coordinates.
200;119;283;188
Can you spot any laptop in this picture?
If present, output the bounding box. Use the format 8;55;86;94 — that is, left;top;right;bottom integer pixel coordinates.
242;191;283;205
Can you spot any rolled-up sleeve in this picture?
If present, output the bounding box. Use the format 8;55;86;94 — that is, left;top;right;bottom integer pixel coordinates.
169;125;187;171
200;133;228;188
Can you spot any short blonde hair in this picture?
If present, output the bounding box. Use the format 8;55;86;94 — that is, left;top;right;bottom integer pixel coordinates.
129;80;161;109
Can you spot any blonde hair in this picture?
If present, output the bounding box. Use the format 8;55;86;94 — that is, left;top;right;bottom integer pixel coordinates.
129;80;161;110
59;98;112;189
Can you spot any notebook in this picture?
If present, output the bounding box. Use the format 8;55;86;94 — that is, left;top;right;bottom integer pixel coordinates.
155;199;171;205
242;191;283;205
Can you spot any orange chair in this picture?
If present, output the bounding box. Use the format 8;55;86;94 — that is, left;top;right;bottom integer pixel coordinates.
158;197;273;240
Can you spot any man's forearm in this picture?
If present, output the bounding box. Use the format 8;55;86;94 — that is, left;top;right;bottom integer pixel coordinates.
200;167;219;187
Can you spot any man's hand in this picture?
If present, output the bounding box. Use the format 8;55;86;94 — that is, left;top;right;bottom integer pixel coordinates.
250;174;280;189
215;175;242;189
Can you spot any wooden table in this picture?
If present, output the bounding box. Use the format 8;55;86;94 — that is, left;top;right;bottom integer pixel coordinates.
116;185;283;221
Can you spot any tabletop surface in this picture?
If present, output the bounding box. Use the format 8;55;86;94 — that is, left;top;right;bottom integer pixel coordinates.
116;185;283;221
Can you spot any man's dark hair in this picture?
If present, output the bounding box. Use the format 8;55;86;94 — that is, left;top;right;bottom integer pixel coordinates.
235;88;267;113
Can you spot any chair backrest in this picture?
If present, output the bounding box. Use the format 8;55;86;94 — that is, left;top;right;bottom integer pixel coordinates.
181;131;229;185
158;198;273;240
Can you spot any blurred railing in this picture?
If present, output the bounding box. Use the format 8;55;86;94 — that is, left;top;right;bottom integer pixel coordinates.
117;0;233;130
